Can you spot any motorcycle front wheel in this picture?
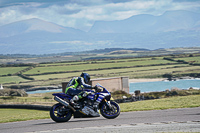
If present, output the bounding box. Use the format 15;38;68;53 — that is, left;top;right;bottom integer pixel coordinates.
100;101;120;119
50;103;72;122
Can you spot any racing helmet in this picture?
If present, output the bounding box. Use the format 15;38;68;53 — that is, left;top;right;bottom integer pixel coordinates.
80;72;90;84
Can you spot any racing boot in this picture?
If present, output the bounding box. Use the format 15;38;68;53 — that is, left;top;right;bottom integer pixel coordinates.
70;95;80;108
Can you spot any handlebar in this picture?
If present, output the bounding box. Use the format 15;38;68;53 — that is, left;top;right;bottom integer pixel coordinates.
94;86;102;92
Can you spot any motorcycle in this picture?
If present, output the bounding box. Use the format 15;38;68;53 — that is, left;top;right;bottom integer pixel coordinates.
50;83;120;122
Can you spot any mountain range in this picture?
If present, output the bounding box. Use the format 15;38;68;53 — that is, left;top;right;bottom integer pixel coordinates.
0;10;200;55
90;10;200;33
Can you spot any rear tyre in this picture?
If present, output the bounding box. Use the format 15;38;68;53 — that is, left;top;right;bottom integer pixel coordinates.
100;101;120;119
50;103;72;122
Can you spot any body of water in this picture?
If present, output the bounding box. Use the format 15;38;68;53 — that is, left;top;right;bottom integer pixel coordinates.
130;79;200;93
26;79;200;94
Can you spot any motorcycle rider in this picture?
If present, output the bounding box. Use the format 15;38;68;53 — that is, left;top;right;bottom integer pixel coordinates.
65;72;100;116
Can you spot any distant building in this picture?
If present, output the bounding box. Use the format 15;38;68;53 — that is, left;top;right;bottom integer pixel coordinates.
0;84;4;89
62;76;129;93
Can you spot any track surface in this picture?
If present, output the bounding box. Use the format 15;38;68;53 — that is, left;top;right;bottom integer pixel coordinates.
1;107;200;133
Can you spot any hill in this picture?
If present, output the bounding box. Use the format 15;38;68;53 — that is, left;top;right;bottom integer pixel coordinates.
0;10;200;55
89;10;200;33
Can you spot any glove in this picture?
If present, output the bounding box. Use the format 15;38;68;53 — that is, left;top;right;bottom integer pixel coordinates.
92;86;97;89
93;86;101;92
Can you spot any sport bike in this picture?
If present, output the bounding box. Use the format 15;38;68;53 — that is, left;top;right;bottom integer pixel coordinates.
50;83;120;122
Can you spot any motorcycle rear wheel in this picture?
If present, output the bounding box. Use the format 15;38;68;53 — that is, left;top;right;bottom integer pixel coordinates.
100;101;120;119
50;103;72;122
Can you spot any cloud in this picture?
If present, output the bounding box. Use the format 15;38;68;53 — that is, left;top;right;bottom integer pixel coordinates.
0;0;200;31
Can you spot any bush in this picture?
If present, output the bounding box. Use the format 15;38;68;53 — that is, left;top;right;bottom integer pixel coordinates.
111;90;132;99
0;96;15;100
43;96;52;99
163;73;173;79
0;89;28;97
17;74;34;80
143;91;166;99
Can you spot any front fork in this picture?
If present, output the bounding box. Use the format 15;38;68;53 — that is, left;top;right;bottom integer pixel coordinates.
104;99;112;109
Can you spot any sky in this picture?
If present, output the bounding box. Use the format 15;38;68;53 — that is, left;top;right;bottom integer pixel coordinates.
0;0;200;31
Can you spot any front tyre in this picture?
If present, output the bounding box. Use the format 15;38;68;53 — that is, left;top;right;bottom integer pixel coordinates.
100;101;120;119
50;103;72;122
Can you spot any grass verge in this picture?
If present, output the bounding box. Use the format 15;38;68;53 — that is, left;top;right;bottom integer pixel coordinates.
0;95;199;123
120;95;200;112
0;109;49;123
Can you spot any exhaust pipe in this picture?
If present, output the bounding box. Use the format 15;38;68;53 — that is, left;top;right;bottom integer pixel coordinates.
54;96;76;112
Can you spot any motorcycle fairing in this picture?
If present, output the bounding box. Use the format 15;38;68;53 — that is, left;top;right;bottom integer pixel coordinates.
96;95;104;102
73;110;100;118
87;93;95;100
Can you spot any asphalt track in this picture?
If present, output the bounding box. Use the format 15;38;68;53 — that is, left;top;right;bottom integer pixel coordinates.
0;107;200;133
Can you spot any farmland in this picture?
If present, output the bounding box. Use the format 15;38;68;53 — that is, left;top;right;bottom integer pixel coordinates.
0;48;200;89
0;67;28;76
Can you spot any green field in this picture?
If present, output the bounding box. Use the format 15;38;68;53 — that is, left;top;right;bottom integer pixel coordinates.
0;76;29;84
0;109;49;123
23;59;173;75
0;93;56;105
174;56;200;64
0;53;200;87
0;67;28;76
120;95;200;112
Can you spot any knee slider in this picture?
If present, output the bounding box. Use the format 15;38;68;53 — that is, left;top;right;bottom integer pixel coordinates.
82;92;88;97
72;95;79;101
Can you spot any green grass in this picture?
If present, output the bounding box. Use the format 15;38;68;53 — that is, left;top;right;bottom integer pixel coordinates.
0;93;57;105
0;95;199;123
174;56;200;63
23;59;174;75
119;95;200;112
30;72;80;80
6;78;67;86
27;63;200;81
0;67;28;76
0;109;49;123
39;57;154;67
0;76;29;84
30;64;191;80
